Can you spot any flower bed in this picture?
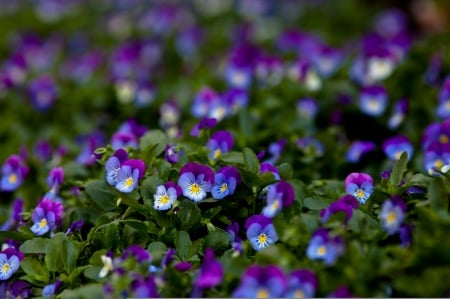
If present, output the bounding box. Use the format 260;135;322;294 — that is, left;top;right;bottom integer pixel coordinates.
0;1;450;298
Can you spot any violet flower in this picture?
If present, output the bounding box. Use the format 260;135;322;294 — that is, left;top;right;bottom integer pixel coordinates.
320;195;359;224
284;269;318;298
206;130;234;160
222;88;249;113
30;198;63;236
0;154;29;192
382;135;414;161
211;166;241;200
424;142;450;175
115;159;146;193
306;228;345;266
232;265;287;298
346;140;376;163
254;54;284;86
28;75;58;112
153;181;181;211
159;100;181;128
132;275;159;298
380;196;407;235
388;98;408;129
75;131;106;166
0;198;24;231
42;280;62;298
345;172;374;205
436;76;450;119
190;117;218;137
122;244;151;263
245;215;279;251
45;167;64;199
311;44;343;78
65;220;84;235
191;87;220;119
164;145;181;164
105;148;129;186
178;162;214;202
0;248;24;280
297;97;319;120
328;285;354;298
227;221;243;255
359;85;388;117
262;180;295;218
193;248;223;296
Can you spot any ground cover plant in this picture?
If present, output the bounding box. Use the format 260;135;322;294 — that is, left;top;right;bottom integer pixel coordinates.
0;0;450;298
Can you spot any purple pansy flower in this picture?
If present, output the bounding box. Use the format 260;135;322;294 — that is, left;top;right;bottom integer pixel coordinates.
164;144;181;164
0;280;32;298
380;196;407;235
345;172;374;204
306;228;345;266
115;159;146;193
110;131;139;150
193;248;224;297
284;269;318;298
424;142;450;175
42;280;62;298
0;248;23;281
211;166;241;200
254;54;284;86
296;136;325;157
28;75;58;112
399;224;412;247
30;198;63;235
227;221;243;255
178;162;214;202
206;130;234;160
191;87;220;119
311;44;343;78
0;198;24;231
260;162;281;180
346;140;376;163
159;99;181;128
359;85;388;116
45;167;64;199
436;76;450;119
265;138;287;165
190;117;218;137
382;135;414;161
328;285;353;298
245;215;279;251
262;180;295;218
153;181;181;211
75;131;106;166
0;154;29;192
65;220;84;235
105;148;129;186
388;98;408;129
222;88;249;113
320;195;359;224
131;275;159;298
122;244;151;263
297;98;319;120
232;265;288;298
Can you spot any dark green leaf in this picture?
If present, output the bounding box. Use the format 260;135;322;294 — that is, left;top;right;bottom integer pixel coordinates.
204;229;230;252
59;283;104;299
174;231;192;260
177;200;202;229
19;238;49;254
20;257;49;285
428;176;449;212
303;197;330;210
278;162;293;180
85;179;117;211
139;129;168;158
390;151;408;187
243;147;260;174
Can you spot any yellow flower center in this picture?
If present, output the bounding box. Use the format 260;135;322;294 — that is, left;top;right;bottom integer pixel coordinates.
189;183;201;195
439;134;449;144
256;288;269;298
8;174;17;184
220;183;228;193
257;233;268;245
368;98;380;111
435;159;444;169
124;177;134;188
386;212;396;224
1;263;9;274
39;218;48;228
294;289;305;298
160;195;170;204
317;245;327;256
213;149;222;159
355;188;365;199
445;100;450;110
271;199;280;210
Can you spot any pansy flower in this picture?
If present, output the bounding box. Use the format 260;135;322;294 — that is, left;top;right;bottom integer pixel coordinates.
311;44;343;78
0;154;29;192
265;138;287;165
296;136;325;157
284;269;318;298
232;265;287;298
320;195;359;224
206;130;234;160
42;280;62;298
399;224;412;247
192;248;224;297
227;221;243;255
436;76;450;119
346;140;376;163
131;275;159;298
306;228;345;266
159;99;181;128
211;166;241;200
105;148;129;186
382;135;414;161
262;180;295;218
30;198;63;236
380;196;407;235
191;87;220;119
287;58;322;91
222;88;249;113
28;75;58;112
190;117;217;137
44;167;64;199
245;215;279;251
115;159;146;193
75;131;106;166
345;172;374;204
0;248;23;281
297;97;319;120
260;162;281;180
110;131;139;150
178;162;214;202
99;251;114;279
328;285;354;298
424;142;450;175
225;63;252;89
0;198;24;231
359;85;388;116
388;98;408;129
122;244;151;263
65;220;84;235
254;54;284;86
153;181;181;210
164;144;181;164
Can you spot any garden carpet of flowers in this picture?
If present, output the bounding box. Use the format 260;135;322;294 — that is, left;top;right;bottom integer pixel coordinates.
0;0;450;298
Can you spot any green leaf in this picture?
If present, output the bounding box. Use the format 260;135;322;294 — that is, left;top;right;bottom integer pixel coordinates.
428;176;449;212
139;129;168;158
277;162;293;180
174;231;192;260
303;197;330;210
85;179;117;211
0;230;35;244
243;147;260;174
19;238;49;254
20;257;49;285
204;229;230;252
59;283;105;299
61;238;80;273
147;241;168;262
390;151;408;187
44;233;79;273
217;151;244;165
177;200;202;230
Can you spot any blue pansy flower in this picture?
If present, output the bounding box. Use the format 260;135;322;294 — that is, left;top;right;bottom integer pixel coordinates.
359;85;388;116
380;196;407;235
211;166;240;200
115;165;139;193
206;130;234;160
153;182;181;211
344;172;374;204
178;162;214;202
232;265;287;298
0;248;22;280
306;228;345;266
105;148;129;186
245;215;279;251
